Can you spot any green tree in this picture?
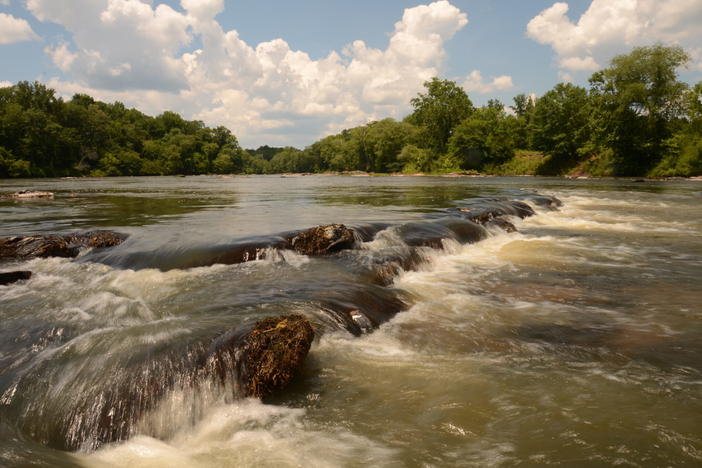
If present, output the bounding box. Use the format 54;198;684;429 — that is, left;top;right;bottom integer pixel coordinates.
270;147;314;173
213;145;244;173
408;77;473;155
448;107;515;169
307;133;357;172
531;83;591;171
0;147;31;177
686;82;702;132
589;44;690;174
365;119;418;172
510;93;536;149
649;81;702;176
397;144;433;173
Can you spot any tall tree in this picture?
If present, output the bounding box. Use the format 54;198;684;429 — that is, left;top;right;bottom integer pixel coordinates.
589;44;690;173
531;83;591;160
408;78;473;155
448;106;515;169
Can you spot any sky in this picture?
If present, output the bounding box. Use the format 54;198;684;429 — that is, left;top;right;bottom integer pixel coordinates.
1;0;701;148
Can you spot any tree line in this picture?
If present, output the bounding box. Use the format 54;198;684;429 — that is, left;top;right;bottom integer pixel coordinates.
1;44;700;178
0;85;258;178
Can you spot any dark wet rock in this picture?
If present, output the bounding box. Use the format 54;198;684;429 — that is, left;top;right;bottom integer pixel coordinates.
396;219;486;248
512;194;563;210
446;199;535;225
191;237;290;267
485;218;517;233
397;222;456;248
508;200;536;218
0;235;77;259
205;244;275;265
351;223;393;242
0;231;127;260
17;314;315;451
373;252;423;286
81;235;288;271
0;270;32;285
434;218;488;243
340;248;425;287
291;224;355;255
232;314;315;398
348;310;374;333
68;230;127;249
319;284;408;335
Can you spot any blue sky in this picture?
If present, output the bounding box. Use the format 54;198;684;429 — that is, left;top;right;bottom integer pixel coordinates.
1;0;701;147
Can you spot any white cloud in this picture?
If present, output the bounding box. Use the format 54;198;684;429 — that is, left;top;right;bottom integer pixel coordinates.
27;0;190;91
29;0;472;147
527;0;702;78
45;42;77;71
181;0;223;20
462;70;514;94
0;0;10;6
0;12;39;44
559;56;599;71
0;81;13;88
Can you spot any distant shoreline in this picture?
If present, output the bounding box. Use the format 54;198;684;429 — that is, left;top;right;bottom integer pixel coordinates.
2;172;702;184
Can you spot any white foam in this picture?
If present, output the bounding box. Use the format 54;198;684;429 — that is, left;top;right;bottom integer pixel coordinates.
79;399;399;468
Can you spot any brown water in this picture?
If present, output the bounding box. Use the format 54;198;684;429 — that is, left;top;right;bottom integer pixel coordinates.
1;175;701;467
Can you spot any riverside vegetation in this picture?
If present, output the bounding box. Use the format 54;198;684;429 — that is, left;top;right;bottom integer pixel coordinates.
1;44;701;179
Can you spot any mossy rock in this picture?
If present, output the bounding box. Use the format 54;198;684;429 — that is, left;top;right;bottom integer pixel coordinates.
237;314;315;398
291;224;355;255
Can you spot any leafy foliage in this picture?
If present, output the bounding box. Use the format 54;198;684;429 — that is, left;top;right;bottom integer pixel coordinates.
448;107;515;169
589;45;691;174
0;81;247;177
407;77;474;155
2;45;701;178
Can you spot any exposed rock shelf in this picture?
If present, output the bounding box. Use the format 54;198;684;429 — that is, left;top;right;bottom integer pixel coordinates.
1;192;561;452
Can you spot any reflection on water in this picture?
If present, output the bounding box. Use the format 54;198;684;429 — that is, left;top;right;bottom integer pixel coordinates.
1;175;701;467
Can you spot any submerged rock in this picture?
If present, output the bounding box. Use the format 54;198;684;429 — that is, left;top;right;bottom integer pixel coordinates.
485;218;518;233
291;224;355;255
17;314;315;451
0;230;127;260
397;222;456;248
0;270;32;285
320;285;408;335
446;199;535;225
512;193;563;210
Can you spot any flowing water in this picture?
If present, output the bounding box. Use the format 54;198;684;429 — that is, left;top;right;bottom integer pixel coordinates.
1;175;701;467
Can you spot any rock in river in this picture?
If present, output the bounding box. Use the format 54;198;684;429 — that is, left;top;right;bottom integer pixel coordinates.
234;314;315;398
0;230;127;260
290;224;356;255
0;235;78;259
0;270;32;285
67;230;127;249
18;314;316;451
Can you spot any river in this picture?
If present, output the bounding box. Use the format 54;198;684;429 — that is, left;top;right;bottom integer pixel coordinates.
1;175;701;467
